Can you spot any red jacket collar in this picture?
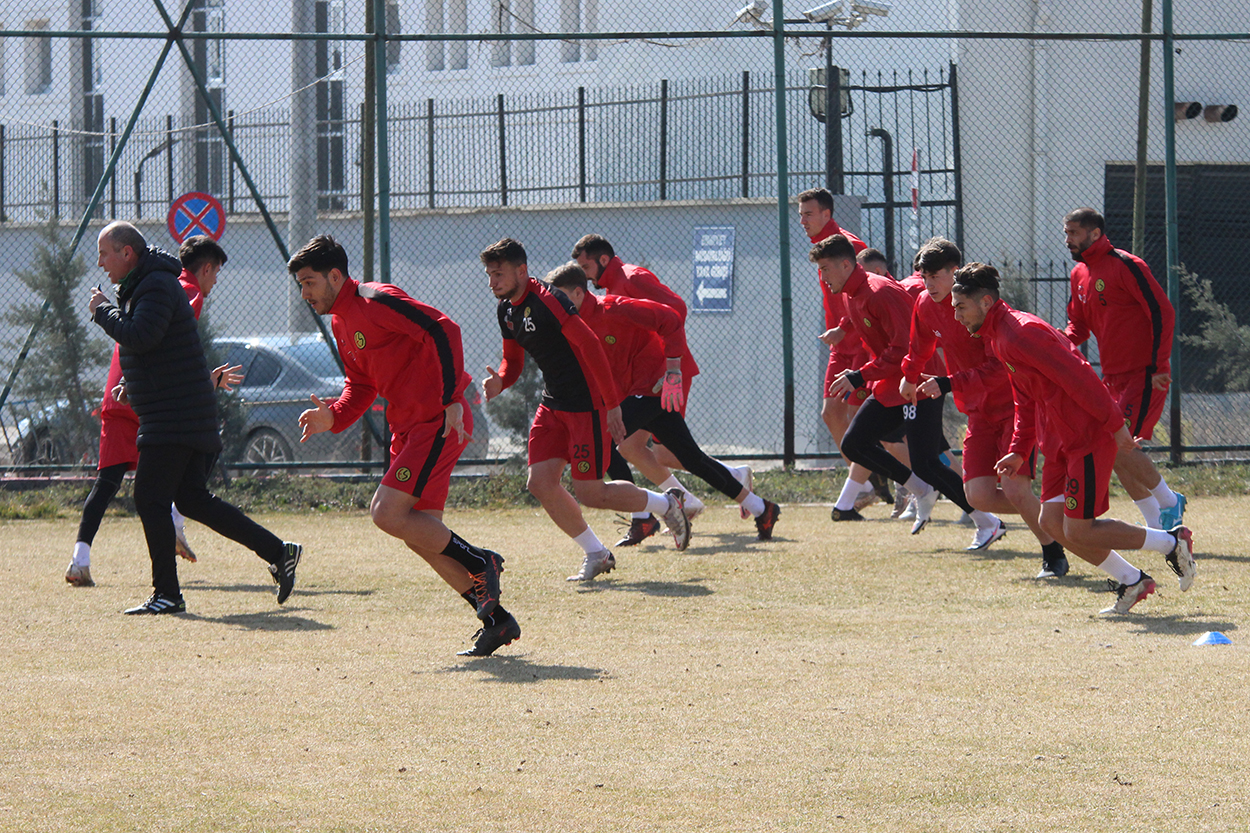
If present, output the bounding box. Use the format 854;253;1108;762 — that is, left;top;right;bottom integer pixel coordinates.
979;299;1008;339
328;275;360;315
809;218;843;244
178;268;202;293
839;263;871;296
597;256;627;293
578;290;602;320
1079;234;1114;265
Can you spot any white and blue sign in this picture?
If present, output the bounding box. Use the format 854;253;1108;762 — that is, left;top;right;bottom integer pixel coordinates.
691;226;734;314
167;191;226;243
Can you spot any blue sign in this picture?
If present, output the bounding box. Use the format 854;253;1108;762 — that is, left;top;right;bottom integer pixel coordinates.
167;191;226;243
690;226;734;314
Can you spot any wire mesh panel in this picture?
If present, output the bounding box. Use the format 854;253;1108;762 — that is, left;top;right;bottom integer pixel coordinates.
0;2;1248;474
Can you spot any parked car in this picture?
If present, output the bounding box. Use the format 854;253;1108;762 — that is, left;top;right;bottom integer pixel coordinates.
215;334;489;468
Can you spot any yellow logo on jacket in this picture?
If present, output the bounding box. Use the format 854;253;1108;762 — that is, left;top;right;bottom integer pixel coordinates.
395;467;412;482
354;331;366;349
1065;496;1077;511
1094;279;1105;292
605;335;617;345
862;317;872;328
1005;362;1016;373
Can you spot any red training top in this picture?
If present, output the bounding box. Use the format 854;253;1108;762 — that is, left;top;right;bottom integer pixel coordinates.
811;217;868;359
980;300;1124;459
577;292;687;399
1063;234;1174;376
326;277;471;434
839;264;914;408
595;256;699;381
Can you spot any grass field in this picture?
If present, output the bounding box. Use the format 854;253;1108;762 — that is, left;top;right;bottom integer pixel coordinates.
2;493;1247;832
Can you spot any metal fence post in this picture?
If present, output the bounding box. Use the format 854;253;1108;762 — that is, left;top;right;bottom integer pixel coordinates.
497;93;508;207
426;98;435;209
1162;0;1182;465
659;79;669;201
1;124;6;222
108;117;116;218
949;61;964;254
165;115;174;204
52;120;60;218
772;1;795;468
741;70;750;198
578;86;587;203
227;109;236;213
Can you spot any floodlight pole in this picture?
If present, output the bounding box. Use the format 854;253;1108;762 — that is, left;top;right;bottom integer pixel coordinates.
824;21;843;194
1132;0;1152;256
773;0;795;468
1162;0;1181;465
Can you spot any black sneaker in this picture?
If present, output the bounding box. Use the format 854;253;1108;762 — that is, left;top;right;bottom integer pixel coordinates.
1037;542;1069;578
124;593;186;615
868;472;894;505
831;507;865;522
755;500;781;541
457;611;521;657
471;550;504;622
614;514;661;547
269;542;302;605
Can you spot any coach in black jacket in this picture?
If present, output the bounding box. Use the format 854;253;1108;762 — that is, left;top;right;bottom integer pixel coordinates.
89;221;301;614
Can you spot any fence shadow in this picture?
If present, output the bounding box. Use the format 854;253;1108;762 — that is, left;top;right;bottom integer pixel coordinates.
180;609;334;632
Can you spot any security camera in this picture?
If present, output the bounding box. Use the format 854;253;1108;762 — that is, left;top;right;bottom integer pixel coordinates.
851;0;892;17
1173;101;1202;121
803;0;848;23
735;0;768;22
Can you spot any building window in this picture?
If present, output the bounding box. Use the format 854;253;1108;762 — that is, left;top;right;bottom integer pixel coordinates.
559;0;597;64
1;26;8;95
316;0;346;208
490;0;534;68
24;20;52;95
425;0;467;71
80;0;105;204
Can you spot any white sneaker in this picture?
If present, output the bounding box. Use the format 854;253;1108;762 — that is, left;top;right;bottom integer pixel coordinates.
65;562;95;587
566;549;616;581
1165;525;1196;592
662;488;692;551
966;518;1007;551
911;489;940;534
1100;572;1156;614
898;495;917;521
174;524;197;563
683;493;706;522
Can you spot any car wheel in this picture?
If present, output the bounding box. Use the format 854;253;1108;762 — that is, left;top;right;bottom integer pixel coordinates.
241;428;294;473
16;428;69;472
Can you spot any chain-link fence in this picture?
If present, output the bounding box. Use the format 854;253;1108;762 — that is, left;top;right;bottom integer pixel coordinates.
1;1;1247;474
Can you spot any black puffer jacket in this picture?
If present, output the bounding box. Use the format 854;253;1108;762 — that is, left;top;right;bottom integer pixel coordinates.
92;246;221;453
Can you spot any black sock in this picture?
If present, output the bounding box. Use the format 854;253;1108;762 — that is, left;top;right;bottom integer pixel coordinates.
460;590;508;627
1042;541;1064;558
442;531;489;574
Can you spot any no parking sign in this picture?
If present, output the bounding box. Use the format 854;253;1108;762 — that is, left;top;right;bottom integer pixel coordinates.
167;191;226;243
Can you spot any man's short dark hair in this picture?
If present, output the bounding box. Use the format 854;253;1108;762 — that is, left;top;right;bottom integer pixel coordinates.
570;234;614;261
916;237;962;274
179;235;228;274
480;238;528;266
951;262;1001;302
857;247;888;271
288;234;349;275
809;234;857;265
1063;207;1105;233
544;262;589;294
796;188;834;213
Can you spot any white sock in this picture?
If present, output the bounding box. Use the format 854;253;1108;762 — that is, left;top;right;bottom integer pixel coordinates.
1134;496;1162;529
1099;551;1141;585
740;493;766;518
171;503;186;530
644;490;671;516
1142;528;1177;555
72;541;91;567
632;511;651;520
729;465;749;487
904;474;932;497
1151;478;1178;509
683;492;706;512
658;475;684;492
834;475;869;511
969;510;998;530
572;527;605;554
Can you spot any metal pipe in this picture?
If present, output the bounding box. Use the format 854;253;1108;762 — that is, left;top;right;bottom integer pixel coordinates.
869;128;895;272
52;120;60;218
772;0;794;468
741;70;750;198
373;0;390;282
1132;0;1152;255
1162;0;1181;465
578;86;587;203
949;62;964;252
426;98;435;208
164;114;174;204
497;93;508;206
659;79;668;200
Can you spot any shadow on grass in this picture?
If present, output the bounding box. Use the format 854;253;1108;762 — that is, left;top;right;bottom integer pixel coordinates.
572;577;713;598
180;580;376;599
1117;613;1238;637
180;609;334;631
1190;551;1250;564
442;654;607;683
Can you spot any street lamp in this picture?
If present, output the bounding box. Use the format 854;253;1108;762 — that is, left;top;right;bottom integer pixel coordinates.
134;138;177;219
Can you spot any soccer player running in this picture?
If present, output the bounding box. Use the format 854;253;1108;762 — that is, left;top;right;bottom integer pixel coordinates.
1062;208;1186;529
480;239;690;582
797;189;895;518
900;239;1067;573
66;235;239;586
292;235;514;657
545;262;781;540
813;235;996;536
949;263;1196;614
570;233;751;543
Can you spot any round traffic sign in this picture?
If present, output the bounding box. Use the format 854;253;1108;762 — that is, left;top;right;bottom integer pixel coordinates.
167;191;226;243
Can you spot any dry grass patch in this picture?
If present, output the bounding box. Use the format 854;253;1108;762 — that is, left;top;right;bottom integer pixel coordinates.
1;495;1247;832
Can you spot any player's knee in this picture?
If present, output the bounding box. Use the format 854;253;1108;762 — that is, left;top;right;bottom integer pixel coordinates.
1039;510;1066;541
964;481;995;512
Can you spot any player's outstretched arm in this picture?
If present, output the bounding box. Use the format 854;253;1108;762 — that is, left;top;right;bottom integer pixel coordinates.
298;394;334;442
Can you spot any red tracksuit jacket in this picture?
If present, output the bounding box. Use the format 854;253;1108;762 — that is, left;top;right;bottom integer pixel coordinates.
839;264;913;408
577;293;687;399
596;256;699;381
